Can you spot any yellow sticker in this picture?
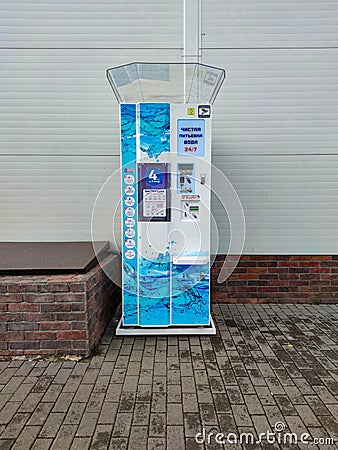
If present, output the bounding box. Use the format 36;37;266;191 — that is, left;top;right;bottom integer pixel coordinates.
187;108;195;116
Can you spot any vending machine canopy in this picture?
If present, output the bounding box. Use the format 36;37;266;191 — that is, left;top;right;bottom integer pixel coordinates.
106;62;225;104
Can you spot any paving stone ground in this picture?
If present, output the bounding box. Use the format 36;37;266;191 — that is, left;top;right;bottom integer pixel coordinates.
0;304;337;450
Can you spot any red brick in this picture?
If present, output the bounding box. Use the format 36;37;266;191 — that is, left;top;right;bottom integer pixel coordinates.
70;283;86;293
25;313;55;322
311;256;332;260
71;340;87;350
259;274;279;280
248;267;268;274
240;255;251;261
40;321;71;331
247;256;271;261
40;340;71;349
24;349;55;356
268;267;289;274
54;293;85;302
25;331;56;340
0;304;7;312
284;273;300;279
278;261;299;267
310;267;331;273
237;261;257;268
289;280;310;286
289;268;310;273
10;341;40;350
0;312;24;322
39;284;69;293
299;274;321;280
57;331;86;340
24;294;54;303
268;280;289;287
257;262;278;267
56;312;86;321
9;322;39;331
8;303;40;312
299;261;320;267
290;256;310;261
41;304;71;313
0;331;24;341
319;261;338;267
235;274;259;280
0;294;23;303
71;322;86;330
6;284;39;293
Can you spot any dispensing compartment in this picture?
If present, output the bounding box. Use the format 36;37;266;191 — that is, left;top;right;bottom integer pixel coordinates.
171;260;210;326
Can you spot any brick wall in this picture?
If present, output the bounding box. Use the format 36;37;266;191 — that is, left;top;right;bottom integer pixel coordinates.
211;255;337;304
0;255;121;357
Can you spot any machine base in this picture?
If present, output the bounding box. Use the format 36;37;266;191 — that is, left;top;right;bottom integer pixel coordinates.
116;316;216;336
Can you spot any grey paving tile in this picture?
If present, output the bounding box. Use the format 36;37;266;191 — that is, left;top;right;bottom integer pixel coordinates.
91;424;113;450
12;425;40;450
109;436;128;450
167;384;182;404
118;392;136;413
136;385;152;403
27;402;53;427
76;412;99;437
0;413;30;439
39;412;65;438
167;425;185;450
132;403;150;426
64;402;86;425
98;402;118;425
0;402;21;425
0;439;15;450
167;403;183;426
51;424;77;450
147;437;166;450
87;392;105;413
200;402;218;425
112;412;132;437
232;404;253;427
31;438;53;450
42;384;63;403
149;413;166;437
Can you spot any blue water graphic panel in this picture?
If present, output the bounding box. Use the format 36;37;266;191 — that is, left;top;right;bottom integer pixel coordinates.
139;103;170;159
121;104;138;325
139;253;170;326
171;264;210;325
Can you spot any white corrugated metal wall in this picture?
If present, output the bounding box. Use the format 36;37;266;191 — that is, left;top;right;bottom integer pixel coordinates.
0;1;182;241
202;0;338;253
1;1;337;254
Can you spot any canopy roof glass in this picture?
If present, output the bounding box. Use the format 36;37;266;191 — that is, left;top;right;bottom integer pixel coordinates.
106;62;225;104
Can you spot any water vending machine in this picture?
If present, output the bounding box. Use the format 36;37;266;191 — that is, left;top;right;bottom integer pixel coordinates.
106;63;225;335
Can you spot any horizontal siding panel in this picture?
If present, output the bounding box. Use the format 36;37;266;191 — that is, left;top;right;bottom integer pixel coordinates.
211;155;338;254
203;49;338;155
0;155;121;243
0;0;182;48
202;0;338;48
0;49;181;156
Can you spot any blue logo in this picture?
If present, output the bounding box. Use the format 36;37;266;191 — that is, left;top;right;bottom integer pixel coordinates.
146;168;163;186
